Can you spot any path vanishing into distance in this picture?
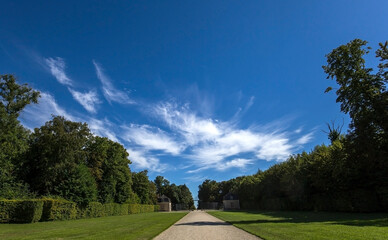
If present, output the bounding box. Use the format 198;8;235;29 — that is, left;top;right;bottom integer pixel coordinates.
153;210;261;240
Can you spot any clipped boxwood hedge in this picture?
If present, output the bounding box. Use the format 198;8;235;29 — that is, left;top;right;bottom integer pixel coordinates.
83;202;104;218
128;204;141;214
1;199;159;223
41;198;77;221
0;199;43;223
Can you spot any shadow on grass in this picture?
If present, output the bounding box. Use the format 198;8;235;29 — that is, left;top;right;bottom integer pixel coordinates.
225;211;388;227
176;221;230;226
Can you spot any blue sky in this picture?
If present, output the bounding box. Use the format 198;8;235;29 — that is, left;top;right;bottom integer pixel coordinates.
1;0;387;199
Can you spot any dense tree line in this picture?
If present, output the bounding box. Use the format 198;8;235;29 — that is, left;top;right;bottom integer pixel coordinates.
198;39;388;212
0;74;194;207
154;176;195;210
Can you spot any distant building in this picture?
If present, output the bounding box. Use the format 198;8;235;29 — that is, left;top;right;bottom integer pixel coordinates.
223;193;240;210
157;195;172;212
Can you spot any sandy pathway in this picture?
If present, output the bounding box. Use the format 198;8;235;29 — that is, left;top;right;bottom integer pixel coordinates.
153;210;261;240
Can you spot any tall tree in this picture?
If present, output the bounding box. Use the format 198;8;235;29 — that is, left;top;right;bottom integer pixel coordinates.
24;116;97;205
132;170;157;204
323;39;387;144
87;136;134;203
323;39;388;190
0;74;39;198
154;175;170;196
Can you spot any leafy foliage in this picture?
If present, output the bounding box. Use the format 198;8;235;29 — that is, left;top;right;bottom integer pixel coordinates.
87;136;134;204
23;116;97;205
0;199;43;223
40;198;77;221
132;170;157;205
154;175;195;210
0;74;39;199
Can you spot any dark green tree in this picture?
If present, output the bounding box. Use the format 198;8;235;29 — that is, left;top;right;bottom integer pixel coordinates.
198;180;219;202
87;136;134;203
132;170;157;204
323;39;388;202
0;74;39;198
24;116;97;204
154;175;170;196
323;39;387;145
178;184;195;209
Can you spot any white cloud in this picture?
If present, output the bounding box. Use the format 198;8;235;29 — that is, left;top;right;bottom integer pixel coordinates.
122;124;183;155
88;118;119;143
152;101;314;172
20;92;75;128
93;60;135;104
218;158;254;171
256;137;293;162
127;148;168;173
296;132;314;145
45;57;73;86
153;102;222;145
68;88;100;113
183;175;209;183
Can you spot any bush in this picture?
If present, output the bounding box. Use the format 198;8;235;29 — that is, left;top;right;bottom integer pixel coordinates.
81;202;104;218
40;198;77;221
0;199;43;223
128;204;141;214
127;204;157;214
119;204;129;215
103;203;128;216
154;205;160;212
140;204;154;213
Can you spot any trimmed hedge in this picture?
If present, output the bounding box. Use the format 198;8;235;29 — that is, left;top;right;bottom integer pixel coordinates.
103;203;128;216
41;198;77;221
0;199;43;223
1;199;159;223
128;204;141;214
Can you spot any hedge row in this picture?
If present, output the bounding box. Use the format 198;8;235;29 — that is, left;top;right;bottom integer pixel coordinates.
0;199;159;223
77;203;159;218
239;189;383;212
0;199;43;223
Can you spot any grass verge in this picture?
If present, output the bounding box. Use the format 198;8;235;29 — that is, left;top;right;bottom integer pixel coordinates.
0;212;187;240
209;210;388;240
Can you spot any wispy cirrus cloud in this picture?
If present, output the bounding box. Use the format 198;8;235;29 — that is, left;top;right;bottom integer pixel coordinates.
88;117;119;143
126;148;168;173
153;102;222;145
68;88;100;114
93;60;135;105
44;57;102;113
121;124;183;155
20;91;75;128
151;101;314;172
45;57;73;86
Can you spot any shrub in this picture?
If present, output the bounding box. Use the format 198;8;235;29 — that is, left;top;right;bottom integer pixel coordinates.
128;204;141;214
119;204;129;215
140;205;154;213
40;198;77;221
83;202;104;218
103;203;115;216
154;205;160;212
103;203;127;216
0;199;43;223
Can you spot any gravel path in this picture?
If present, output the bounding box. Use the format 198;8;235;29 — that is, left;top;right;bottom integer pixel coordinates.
153;210;261;240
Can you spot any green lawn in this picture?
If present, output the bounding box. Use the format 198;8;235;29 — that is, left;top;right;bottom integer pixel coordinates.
0;212;187;240
209;210;388;240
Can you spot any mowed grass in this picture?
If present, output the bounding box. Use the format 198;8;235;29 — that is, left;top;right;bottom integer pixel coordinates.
0;212;187;240
209;210;388;240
